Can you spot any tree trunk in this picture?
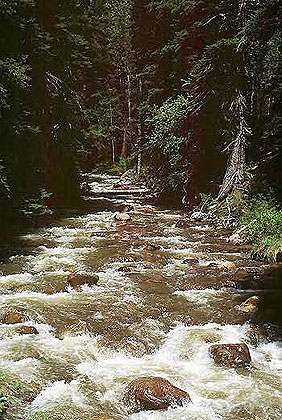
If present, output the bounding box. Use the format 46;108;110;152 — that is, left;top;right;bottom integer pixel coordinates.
109;103;115;163
218;91;251;200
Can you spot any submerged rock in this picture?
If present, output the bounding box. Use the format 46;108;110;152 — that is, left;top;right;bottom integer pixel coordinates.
123;377;190;413
1;308;24;324
16;325;39;335
209;343;251;368
180;329;220;359
190;211;204;221
113;182;130;190
114;203;134;213
237;296;259;313
228;232;244;245
59;321;88;339
218;261;236;270
145;243;161;251
68;272;99;290
117;266;132;273
182;258;199;264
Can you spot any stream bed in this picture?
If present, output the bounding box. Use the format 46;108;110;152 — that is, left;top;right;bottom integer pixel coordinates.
0;174;282;419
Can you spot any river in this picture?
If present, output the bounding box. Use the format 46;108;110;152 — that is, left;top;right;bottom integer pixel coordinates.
0;174;281;419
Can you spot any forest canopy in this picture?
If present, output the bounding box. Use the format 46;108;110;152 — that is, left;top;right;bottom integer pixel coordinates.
0;0;281;257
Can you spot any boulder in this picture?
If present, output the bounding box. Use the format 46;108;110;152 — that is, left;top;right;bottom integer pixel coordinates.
123;377;190;413
16;325;39;335
68;272;99;290
237;296;259;313
1;308;24;324
114;212;131;222
209;343;251;368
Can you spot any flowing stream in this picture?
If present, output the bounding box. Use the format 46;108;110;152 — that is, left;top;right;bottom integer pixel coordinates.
0;174;282;420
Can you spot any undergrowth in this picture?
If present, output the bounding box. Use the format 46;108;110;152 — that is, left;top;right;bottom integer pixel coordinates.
240;197;282;262
109;156;128;175
196;192;282;262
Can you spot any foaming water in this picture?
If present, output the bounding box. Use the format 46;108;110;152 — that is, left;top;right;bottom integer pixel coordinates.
0;174;281;419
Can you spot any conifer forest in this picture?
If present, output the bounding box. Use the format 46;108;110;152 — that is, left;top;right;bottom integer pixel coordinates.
0;1;281;419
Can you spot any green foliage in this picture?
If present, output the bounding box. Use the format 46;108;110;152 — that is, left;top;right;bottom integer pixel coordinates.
240;197;282;261
20;189;53;220
0;370;22;414
145;95;191;190
109;157;128;175
0;387;13;414
29;413;48;420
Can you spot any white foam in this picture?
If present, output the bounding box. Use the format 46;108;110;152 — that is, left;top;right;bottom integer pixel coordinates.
173;289;221;306
0;272;34;284
30;380;89;411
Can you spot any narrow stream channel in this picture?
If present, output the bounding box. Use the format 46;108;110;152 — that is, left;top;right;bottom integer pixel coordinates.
0;174;281;419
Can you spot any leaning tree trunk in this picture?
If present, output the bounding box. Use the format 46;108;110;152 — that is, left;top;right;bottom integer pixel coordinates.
218;91;251;200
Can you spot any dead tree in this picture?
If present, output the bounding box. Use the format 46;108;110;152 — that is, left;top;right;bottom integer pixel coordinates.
218;90;251;200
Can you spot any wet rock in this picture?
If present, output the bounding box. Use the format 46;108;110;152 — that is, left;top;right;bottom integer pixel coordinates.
81;181;91;194
123;377;190;413
16;325;39;335
68;272;99;290
145;243;161;251
218;261;236;270
190;211;204;221
114;203;134;213
118;266;132;273
113;182;130;190
120;168;136;181
182;258;199;264
1;308;24;324
206;262;219;267
201;333;221;343
229;232;244;245
114;212;131;222
237;296;259;313
141;207;154;213
209;343;251;368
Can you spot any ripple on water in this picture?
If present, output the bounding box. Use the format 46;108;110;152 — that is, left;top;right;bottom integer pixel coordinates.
75;323;282;420
0;176;281;419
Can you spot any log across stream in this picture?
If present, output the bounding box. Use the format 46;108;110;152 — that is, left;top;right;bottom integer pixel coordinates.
0;174;281;419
